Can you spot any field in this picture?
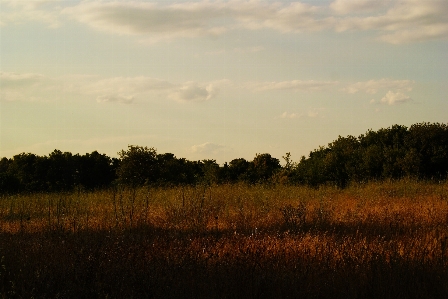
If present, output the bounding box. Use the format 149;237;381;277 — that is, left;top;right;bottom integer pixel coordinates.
1;180;448;298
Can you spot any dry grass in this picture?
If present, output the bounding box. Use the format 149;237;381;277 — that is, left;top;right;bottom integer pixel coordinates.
1;180;448;298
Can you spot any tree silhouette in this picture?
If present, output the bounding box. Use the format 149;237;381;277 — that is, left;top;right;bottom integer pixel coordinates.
116;145;158;188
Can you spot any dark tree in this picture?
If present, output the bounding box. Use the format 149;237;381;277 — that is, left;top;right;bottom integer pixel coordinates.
406;122;448;179
74;151;117;190
46;150;76;191
250;153;281;183
116;145;158;187
228;158;251;182
0;157;20;193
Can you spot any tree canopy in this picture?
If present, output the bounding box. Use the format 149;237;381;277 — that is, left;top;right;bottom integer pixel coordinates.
1;122;447;194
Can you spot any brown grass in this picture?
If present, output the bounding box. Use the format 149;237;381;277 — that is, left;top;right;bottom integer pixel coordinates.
1;180;448;298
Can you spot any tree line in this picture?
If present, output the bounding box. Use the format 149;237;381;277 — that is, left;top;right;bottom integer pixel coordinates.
1;122;447;194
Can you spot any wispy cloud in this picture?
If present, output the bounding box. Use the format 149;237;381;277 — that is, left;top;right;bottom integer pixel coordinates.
59;0;448;44
61;1;233;43
0;0;61;27
86;76;174;104
330;0;389;15
1;1;446;44
191;142;226;154
248;80;338;92
85;77;231;103
333;0;448;43
0;72;228;104
0;72;45;88
341;79;414;94
96;95;134;104
279;109;322;119
60;1;325;43
280;112;300;119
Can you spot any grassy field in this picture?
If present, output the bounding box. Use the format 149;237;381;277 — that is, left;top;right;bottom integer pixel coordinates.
1;180;448;298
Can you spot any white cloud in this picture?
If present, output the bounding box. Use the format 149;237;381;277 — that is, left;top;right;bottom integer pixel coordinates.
342;78;414;105
279;109;321;119
249;80;338;92
0;0;61;27
280;112;300;119
379;23;448;44
62;0;448;44
90;76;173;92
380;90;412;105
168;80;230;103
335;0;448;43
168;82;215;103
61;1;233;42
61;1;322;42
2;1;447;44
84;76;229;104
0;72;227;104
237;1;323;33
330;0;388;14
191;142;226;154
342;79;413;94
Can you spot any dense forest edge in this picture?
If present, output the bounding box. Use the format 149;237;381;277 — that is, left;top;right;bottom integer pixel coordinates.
1;122;447;194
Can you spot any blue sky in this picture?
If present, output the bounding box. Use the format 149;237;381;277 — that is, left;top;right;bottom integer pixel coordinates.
1;0;447;164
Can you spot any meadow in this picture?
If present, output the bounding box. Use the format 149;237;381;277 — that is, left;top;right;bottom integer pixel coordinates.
1;180;448;298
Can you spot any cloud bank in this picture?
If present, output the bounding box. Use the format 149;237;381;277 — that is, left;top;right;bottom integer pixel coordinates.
0;72;227;104
3;1;446;44
2;72;417;107
58;0;448;44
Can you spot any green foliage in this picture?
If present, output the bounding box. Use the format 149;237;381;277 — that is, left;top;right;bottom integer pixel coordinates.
292;122;448;187
1;122;447;194
227;158;251;182
117;145;158;187
251;153;281;183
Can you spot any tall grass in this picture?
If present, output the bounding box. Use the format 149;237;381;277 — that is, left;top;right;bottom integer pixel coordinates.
1;180;448;298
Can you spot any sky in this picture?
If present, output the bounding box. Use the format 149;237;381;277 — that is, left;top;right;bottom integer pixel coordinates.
1;0;447;164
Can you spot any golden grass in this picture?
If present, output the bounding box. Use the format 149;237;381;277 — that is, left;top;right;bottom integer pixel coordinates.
1;180;448;298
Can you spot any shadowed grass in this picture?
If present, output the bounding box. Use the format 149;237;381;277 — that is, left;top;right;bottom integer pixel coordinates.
1;180;448;298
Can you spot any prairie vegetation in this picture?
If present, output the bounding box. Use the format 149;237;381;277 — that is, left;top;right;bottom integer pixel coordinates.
1;180;448;298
